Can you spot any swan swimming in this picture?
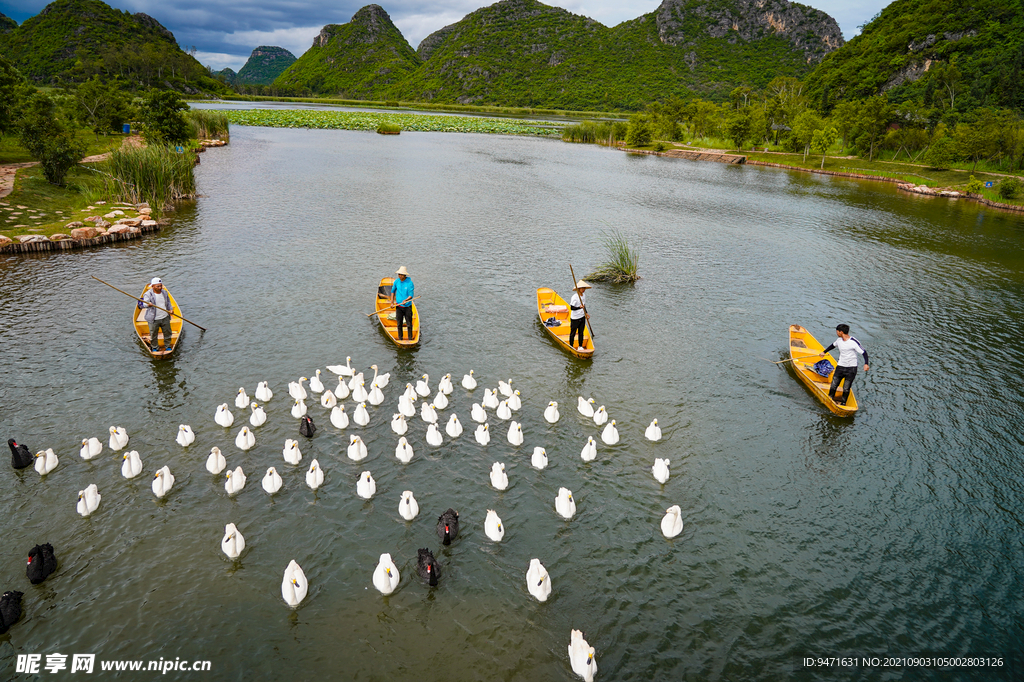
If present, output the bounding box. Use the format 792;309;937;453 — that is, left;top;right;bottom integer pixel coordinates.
508;390;522;411
288;378;307;401
592;406;608;426
600;420;619;445
399;490;419;520
175;425;195;447
235;426;255;451
152;466;175;498
661;505;684;538
372;553;400;595
351;381;368;404
326;357;353;377
580;436;597;462
347;435;367;461
490;462;508;490
577;397;595;417
320;390;337;409
255;381;273;402
438;373;454;395
330;405;349;429
498;378;513;397
415;374;431;397
80;437;102;460
555;487;576;519
262;467;283;494
645;419;662;441
445;413;463;438
215;403;234;428
391;413;408;435
432;390;448;410
308;370;324;393
531;447;548;470
356;471;376;499
305;459;324;490
568;629;597;682
652;458;670;484
281;560;308;607
421;402;438;424
543;401;560;423
76;484;101;516
527;558;551;602
120;450;142;479
398;393;416;418
402;382;417;402
496;400;512;420
425;423;443;447
471;403;487;423
484;509;504;541
395;437;414;463
34;449;59;476
370;364;390;390
474;423;490;445
333;376;350;400
224;466;246;495
353;403;370;426
461;370;477;390
249;402;267;427
109;426;129;451
221;523;244;559
291;399;307;419
482;388;499;410
437;508;459;545
417;548;439;586
507;421;524;446
347;371;364;393
206;447;226;474
283;439;302;465
235;387;249;409
367;384;384;406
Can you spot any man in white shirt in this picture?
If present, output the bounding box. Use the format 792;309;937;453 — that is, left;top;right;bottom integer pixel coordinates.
569;280;591;351
142;277;172;351
819;324;869;406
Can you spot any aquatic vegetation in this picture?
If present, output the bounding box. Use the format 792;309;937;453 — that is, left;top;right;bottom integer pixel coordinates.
587;229;641;283
186;109;230;140
561;120;627;145
376;122;401;134
217;109;558;137
109;145;196;208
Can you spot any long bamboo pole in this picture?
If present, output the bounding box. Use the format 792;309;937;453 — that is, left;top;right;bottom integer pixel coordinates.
569;263;595;340
366;295;421;317
91;276;207;331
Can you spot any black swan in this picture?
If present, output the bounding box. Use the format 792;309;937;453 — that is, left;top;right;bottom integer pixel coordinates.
27;544;57;584
8;439;33;469
417;548;438;586
436;508;459;545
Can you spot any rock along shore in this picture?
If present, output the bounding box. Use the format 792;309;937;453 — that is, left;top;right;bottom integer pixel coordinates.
0;204;165;254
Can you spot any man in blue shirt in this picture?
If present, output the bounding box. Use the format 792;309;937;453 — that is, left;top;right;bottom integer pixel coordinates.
389;266;415;340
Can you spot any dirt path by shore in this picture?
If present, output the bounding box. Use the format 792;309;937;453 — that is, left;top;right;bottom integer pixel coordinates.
0;136;143;199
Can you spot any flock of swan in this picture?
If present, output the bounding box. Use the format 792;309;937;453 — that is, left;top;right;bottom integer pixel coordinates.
16;357;684;681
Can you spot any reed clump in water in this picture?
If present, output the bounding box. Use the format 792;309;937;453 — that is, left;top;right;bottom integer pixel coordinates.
109;145;197;208
186;110;230;140
376;123;401;134
561;120;627;145
587;230;641;283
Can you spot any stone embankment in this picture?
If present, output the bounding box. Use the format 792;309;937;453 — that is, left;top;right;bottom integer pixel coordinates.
897;183;1024;213
619;146;746;164
0;204;164;254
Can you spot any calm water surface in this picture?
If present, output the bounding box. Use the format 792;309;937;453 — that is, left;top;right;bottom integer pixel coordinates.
1;127;1023;680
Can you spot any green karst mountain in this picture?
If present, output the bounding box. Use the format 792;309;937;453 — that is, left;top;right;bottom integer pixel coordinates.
804;0;1024;111
236;46;297;85
0;11;17;32
276;0;844;108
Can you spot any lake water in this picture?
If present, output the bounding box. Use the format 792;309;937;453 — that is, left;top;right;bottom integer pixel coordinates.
1;126;1022;680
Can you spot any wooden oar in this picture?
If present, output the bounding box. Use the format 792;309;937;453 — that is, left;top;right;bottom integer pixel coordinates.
366;295;421;317
569;263;595;340
762;357;796;364
91;275;207;331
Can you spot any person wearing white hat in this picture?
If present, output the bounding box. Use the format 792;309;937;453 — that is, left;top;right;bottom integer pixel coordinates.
141;277;171;351
569;279;592;351
389;266;415;341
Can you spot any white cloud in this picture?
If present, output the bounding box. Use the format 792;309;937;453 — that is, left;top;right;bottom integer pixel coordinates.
220;25;323;59
393;10;469;48
195;51;248;71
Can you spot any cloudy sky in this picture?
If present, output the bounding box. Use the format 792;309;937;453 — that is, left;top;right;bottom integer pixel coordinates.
0;0;889;71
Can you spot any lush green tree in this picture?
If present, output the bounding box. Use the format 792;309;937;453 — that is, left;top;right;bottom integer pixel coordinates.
998;177;1022;200
75;77;134;137
730;86;752;110
811;126;838;169
791;110;825;159
687;100;720;141
625;114;652;147
726;109;752;149
0;54;29;138
856;95;892;161
965;175;984;194
141;89;190;145
924;135;959;170
831;100;860;153
17;92;87;186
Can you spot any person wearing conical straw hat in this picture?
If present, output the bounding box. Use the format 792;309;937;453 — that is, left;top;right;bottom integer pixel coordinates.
569;279;591;351
389;266;415;341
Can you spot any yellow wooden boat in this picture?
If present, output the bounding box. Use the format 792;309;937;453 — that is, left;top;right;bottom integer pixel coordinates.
789;324;858;416
375;277;419;346
537;287;593;359
133;283;183;358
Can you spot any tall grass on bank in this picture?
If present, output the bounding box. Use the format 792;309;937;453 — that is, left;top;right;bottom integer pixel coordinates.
562;120;627;145
586;230;641;283
186;109;230;140
109;146;196;209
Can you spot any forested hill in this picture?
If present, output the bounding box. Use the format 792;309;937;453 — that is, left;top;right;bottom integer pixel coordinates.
0;12;16;32
804;0;1024;112
275;0;844;108
236;46;297;85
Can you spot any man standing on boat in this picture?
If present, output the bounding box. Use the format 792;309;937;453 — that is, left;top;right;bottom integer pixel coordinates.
142;277;172;351
569;280;591;351
389;266;415;341
818;324;869;406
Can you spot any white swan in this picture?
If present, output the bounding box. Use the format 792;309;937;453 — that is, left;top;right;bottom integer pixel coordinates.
76;484;101;516
600;420;619;445
462;370;477;390
370;365;390;390
224;466;246;495
531;447;548;469
661;505;684;538
398;393;416;418
471;403;487;423
372;553;400;595
215;403;234;428
283;439;302;465
425;423;443;447
496;400;512;420
35;448;59;476
507;421;524;446
320;390;337;409
206;446;226;474
527;558;551;602
568;629;597;682
415;374;431;397
120;450;142;478
432;390;448;410
438;373;454;395
291;399;307;419
402;382;417;402
353;402;370;426
330;405;349;429
221;523;244;559
288;377;307;401
581;436;597;462
544;401;560;423
326;356;353;377
577;396;595;417
80;437;102;460
592;406;608;426
347;435;367;461
652;458;670;484
645;419;662;441
305;459;324;490
308;369;324;393
152;465;175;498
357;471;376;499
555;487;576;519
348;371;364;393
281;560;308;607
235;426;255;451
498;378;513;397
474;423;490;445
482;388;499;410
391;413;408;435
255;380;273;402
175;424;195;447
262;467;283;494
395;437;414;463
445;413;463;438
249;402;267;427
490;462;508;490
420;401;438;424
333;376;350;400
508;390;522;411
485;509;505;541
399;490;419;520
109;426;129;451
368;384;384;406
351;381;369;404
234;387;249;409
